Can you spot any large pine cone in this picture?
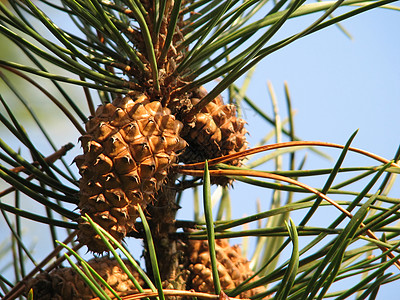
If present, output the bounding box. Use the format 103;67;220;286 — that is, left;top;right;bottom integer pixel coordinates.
75;91;186;252
27;257;144;300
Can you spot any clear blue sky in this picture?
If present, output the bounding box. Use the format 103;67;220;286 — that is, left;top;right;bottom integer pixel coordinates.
246;6;400;159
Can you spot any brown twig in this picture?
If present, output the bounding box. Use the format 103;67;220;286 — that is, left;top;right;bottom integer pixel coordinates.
175;141;400;267
93;289;250;300
10;143;74;174
175;141;400;170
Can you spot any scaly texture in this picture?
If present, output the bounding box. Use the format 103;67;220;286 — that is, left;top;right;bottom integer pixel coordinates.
27;257;144;300
178;87;248;167
75;92;186;252
188;239;267;298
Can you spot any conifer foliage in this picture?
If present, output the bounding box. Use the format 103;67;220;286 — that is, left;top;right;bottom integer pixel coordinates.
0;0;399;299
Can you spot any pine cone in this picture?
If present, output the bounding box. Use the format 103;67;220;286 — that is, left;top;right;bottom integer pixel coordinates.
175;87;248;185
27;257;144;300
188;239;266;299
75;92;186;252
179;87;247;166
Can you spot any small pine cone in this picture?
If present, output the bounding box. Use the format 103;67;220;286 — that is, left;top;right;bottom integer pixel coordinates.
27;257;144;300
188;239;266;299
179;87;248;185
75;92;186;252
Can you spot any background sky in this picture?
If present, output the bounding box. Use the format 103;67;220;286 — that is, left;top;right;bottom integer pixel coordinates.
0;1;399;299
245;5;400;159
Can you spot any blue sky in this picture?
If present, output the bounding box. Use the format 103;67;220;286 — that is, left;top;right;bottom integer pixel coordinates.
246;6;400;158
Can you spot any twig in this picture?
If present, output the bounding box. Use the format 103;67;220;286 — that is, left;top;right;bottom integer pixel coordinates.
175;141;400;170
92;289;250;300
10;143;74;174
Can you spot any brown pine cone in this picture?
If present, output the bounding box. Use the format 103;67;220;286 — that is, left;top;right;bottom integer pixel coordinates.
187;239;267;299
75;92;186;252
27;257;145;300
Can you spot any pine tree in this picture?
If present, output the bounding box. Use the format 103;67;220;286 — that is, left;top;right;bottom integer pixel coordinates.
0;0;399;299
